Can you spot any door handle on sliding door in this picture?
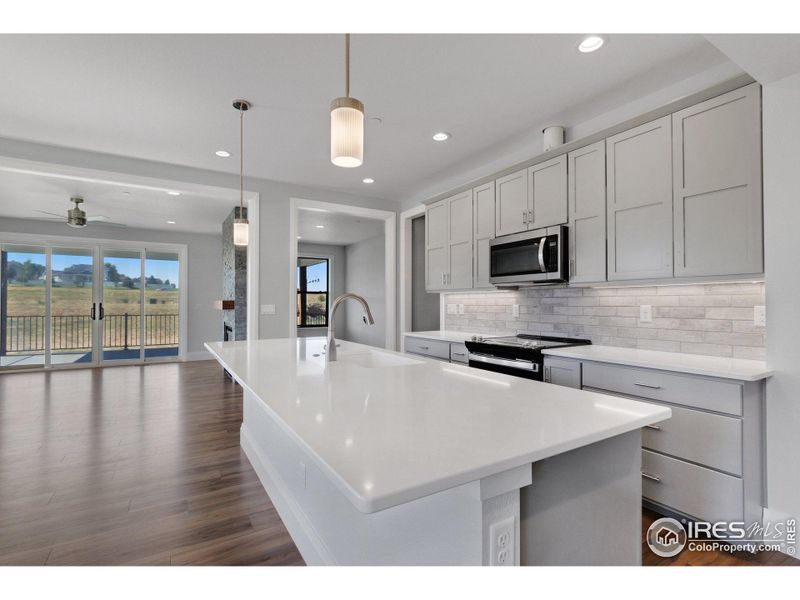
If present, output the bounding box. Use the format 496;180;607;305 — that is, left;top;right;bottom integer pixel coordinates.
91;303;97;320
99;303;105;320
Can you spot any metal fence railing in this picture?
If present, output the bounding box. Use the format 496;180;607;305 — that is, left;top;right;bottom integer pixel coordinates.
2;313;179;353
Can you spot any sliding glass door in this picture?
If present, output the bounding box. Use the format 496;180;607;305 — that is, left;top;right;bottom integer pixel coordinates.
0;236;184;370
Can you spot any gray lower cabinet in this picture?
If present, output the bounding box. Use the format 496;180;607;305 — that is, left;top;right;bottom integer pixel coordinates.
606;116;674;281
672;83;763;277
404;336;470;365
543;356;581;388
548;356;765;528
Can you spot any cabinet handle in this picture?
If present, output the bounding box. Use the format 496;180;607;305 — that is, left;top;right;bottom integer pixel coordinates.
641;472;661;483
634;383;662;390
544;365;550;382
419;345;430;350
441;273;445;286
528;209;533;225
569;259;575;278
644;424;662;431
452;352;465;357
522;210;527;225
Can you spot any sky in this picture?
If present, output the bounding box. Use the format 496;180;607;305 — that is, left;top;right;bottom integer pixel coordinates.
297;260;328;293
6;251;180;286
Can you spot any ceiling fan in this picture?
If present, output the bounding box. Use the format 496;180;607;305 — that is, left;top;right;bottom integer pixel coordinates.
34;197;126;228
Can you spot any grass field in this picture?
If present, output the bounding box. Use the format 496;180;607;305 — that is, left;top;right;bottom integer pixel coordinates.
3;283;179;352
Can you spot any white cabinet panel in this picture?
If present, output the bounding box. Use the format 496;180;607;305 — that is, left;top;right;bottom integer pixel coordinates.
473;182;495;289
495;169;528;237
543;357;581;389
425;200;448;291
673;83;763;277
568;141;606;283
607;116;673;281
448;190;474;290
528;155;567;229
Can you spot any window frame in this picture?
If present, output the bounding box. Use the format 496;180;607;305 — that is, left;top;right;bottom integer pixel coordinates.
296;256;330;328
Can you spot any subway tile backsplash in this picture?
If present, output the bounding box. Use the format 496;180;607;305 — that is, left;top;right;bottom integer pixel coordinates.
443;282;766;360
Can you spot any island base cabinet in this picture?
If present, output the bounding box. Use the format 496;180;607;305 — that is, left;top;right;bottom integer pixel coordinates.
521;430;642;566
240;389;647;566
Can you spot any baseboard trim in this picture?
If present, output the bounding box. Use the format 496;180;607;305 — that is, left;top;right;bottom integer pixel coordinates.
240;424;334;566
184;350;213;361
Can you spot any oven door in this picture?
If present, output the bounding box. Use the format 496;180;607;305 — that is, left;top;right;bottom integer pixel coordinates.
489;226;566;285
468;352;542;380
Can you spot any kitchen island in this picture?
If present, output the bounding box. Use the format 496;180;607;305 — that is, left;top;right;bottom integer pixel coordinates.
205;337;670;566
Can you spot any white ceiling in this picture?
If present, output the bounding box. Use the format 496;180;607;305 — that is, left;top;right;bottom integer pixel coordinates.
0;34;732;202
0;168;234;234
297;208;383;246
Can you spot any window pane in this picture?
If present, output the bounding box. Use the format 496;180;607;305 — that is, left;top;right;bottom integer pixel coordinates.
1;245;46;368
51;247;94;365
296;257;328;327
102;249;142;361
144;251;179;358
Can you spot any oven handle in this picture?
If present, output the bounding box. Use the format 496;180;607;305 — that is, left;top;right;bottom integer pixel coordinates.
469;352;539;372
537;238;547;273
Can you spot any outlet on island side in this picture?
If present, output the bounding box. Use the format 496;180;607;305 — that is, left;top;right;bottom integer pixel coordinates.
639;304;653;323
489;516;515;566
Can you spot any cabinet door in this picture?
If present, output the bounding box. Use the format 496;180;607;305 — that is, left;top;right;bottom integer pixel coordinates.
529;154;568;229
568;141;607;283
543;357;582;389
425;199;448;291
672;83;763;277
473;182;495;289
495;169;528;237
447;190;474;289
606;116;673;281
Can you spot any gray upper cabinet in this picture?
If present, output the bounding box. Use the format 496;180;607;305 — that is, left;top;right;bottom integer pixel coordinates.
606;116;674;281
528;154;568;229
425;190;473;291
473;182;496;289
448;190;474;290
672;83;763;277
495;169;528;237
568;141;606;283
425;199;449;291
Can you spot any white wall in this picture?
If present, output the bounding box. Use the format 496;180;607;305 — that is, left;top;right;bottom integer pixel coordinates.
0;216;220;356
763;71;800;524
343;234;386;348
297;242;346;337
0;137;401;342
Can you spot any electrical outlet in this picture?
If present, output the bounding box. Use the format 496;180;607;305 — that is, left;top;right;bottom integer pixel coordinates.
754;305;766;327
260;304;276;315
489;516;515;566
447;303;458;315
512;304;520;317
639;304;653;323
458;304;465;315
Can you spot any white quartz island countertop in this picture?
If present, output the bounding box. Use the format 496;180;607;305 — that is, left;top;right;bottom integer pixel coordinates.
542;345;772;381
205;338;670;513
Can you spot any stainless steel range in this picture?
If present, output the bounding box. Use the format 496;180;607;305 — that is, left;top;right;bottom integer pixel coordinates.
464;334;591;381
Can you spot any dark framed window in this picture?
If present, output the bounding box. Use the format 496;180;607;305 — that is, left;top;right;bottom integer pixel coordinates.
297;257;329;327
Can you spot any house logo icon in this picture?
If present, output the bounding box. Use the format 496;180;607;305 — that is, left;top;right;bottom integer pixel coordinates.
647;517;687;558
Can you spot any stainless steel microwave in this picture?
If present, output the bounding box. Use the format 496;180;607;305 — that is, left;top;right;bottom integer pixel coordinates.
489;225;568;286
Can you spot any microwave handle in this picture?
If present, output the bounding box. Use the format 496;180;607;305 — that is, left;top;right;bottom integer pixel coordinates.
537;238;546;273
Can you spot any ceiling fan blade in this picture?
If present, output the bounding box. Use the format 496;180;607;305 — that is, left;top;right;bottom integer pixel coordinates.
90;221;127;228
34;209;66;218
29;216;66;222
86;215;111;222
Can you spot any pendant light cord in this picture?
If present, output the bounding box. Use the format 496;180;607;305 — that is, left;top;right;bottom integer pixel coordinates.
345;33;350;98
239;104;244;217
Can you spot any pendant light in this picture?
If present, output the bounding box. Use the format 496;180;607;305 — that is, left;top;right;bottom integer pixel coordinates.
330;34;364;168
232;99;250;246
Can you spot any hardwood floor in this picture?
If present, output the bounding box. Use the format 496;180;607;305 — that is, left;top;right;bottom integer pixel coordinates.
0;360;796;566
0;361;304;566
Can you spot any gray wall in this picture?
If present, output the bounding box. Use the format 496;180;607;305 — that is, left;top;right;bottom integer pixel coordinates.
343;234;385;348
0;216;221;356
297;242;346;338
763;71;800;526
0;137;401;343
411;215;439;331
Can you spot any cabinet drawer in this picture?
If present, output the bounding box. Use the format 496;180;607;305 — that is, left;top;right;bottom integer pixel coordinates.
642;449;743;524
404;337;451;360
642;402;742;476
450;343;469;364
582;361;742;416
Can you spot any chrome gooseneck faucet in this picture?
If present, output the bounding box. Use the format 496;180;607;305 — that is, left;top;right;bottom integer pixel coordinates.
326;293;375;362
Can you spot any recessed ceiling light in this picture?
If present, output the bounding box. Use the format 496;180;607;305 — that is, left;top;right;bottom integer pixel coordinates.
315;225;325;229
167;191;181;196
362;177;375;184
578;35;605;53
215;150;231;157
297;235;302;239
432;132;450;142
122;191;131;196
167;220;176;224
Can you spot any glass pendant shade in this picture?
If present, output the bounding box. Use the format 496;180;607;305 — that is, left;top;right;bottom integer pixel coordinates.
330;97;364;168
233;218;249;246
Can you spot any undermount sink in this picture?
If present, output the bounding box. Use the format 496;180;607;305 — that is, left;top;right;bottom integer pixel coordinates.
340;352;424;369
